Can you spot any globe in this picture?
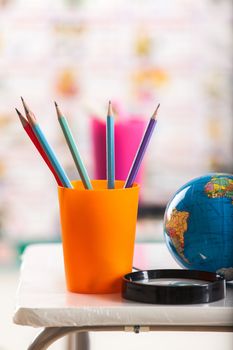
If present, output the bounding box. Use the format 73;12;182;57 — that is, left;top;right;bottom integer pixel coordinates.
163;173;233;274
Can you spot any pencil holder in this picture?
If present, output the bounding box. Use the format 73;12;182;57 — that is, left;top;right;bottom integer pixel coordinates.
58;180;139;294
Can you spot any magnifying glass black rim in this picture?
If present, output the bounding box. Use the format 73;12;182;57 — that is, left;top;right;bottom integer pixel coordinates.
122;269;226;304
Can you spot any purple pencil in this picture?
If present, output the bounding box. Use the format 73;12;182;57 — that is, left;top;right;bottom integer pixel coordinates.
124;104;160;188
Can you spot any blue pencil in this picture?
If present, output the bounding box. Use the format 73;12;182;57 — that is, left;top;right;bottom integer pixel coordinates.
21;97;73;188
106;101;115;189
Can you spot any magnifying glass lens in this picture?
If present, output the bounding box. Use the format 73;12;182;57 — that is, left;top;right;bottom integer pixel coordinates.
141;278;208;286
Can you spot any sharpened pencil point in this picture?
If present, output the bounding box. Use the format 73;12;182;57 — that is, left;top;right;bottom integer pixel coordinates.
15;108;28;127
15;108;21;116
20;97;30;114
107;100;113;117
151;103;160;119
54;101;62;118
20;98;37;124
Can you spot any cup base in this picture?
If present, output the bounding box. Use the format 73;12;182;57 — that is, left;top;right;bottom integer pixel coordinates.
66;279;122;294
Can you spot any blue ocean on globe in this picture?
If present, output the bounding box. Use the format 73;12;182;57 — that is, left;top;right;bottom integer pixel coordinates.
163;173;233;273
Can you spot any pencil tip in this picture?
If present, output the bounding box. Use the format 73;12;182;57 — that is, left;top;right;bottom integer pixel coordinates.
15;108;28;127
20;96;30;114
108;100;113;117
15;108;21;116
152;103;160;119
54;101;62;118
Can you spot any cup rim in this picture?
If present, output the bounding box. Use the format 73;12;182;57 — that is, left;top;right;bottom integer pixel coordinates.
58;179;140;192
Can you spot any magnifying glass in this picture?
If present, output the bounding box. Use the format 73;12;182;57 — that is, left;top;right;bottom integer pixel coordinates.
122;269;226;304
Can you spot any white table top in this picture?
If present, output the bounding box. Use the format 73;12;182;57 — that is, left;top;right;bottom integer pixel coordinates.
13;243;233;328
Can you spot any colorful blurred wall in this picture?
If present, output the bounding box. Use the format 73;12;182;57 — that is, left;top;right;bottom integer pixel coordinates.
0;0;232;259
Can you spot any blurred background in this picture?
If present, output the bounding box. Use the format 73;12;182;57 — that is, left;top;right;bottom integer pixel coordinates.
0;0;232;349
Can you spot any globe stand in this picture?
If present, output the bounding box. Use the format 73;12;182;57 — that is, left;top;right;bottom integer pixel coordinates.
217;267;233;281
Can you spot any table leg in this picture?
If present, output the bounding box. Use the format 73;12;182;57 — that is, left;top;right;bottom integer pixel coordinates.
75;332;90;350
66;334;74;350
27;326;123;350
28;327;79;350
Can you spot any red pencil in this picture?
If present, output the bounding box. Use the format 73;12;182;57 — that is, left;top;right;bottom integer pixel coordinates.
16;108;63;186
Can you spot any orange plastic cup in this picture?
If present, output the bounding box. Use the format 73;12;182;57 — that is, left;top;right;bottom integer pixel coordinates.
58;180;139;294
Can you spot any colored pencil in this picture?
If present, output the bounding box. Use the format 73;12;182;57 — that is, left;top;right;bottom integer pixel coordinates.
54;102;92;190
16;108;63;186
106;101;115;189
124;104;160;188
21;97;73;188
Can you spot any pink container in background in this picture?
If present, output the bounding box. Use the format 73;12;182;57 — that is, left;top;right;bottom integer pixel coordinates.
91;116;146;186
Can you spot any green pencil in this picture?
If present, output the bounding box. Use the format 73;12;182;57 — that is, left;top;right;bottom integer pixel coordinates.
54;102;92;190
